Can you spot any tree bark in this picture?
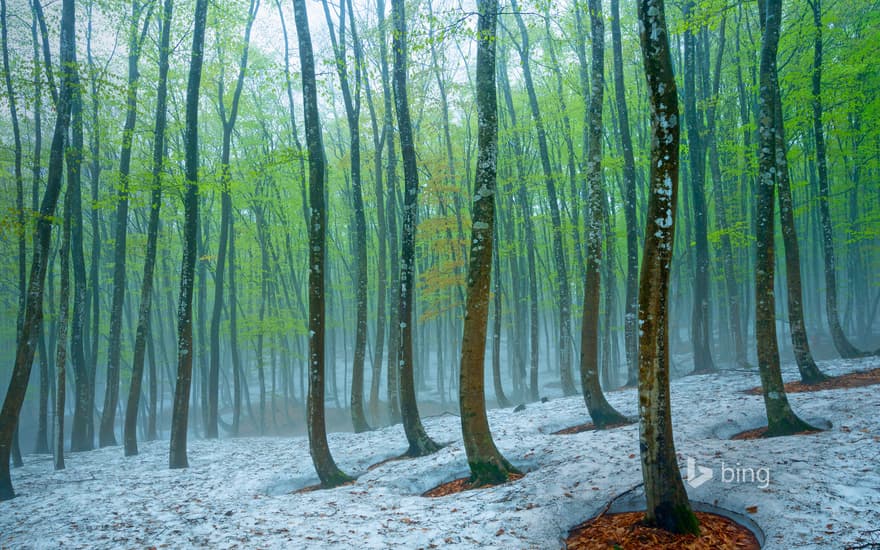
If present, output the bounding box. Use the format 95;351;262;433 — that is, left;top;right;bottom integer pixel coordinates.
636;0;699;534
808;0;867;359
459;0;519;487
682;1;715;374
125;0;173;456
754;0;816;437
0;0;75;501
577;0;629;428
509;0;576;396
294;0;353;487
101;0;153;447
391;0;441;457
610;0;640;386
169;0;208;469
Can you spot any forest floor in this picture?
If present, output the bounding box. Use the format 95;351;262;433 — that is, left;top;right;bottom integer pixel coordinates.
2;356;879;549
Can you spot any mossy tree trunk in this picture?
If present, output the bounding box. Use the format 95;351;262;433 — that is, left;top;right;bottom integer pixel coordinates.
169;0;208;470
635;0;699;535
575;0;629;429
754;0;818;438
294;0;354;487
391;0;440;457
459;0;519;487
0;0;75;501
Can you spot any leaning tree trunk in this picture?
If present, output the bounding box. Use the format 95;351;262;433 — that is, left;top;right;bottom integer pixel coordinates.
169;0;208;470
0;0;75;501
391;0;441;457
755;0;817;437
635;0;699;534
459;0;519;487
124;0;173;457
294;0;353;488
773;90;828;385
575;0;629;429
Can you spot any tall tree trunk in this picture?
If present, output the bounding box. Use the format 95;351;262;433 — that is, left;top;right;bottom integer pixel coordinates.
81;0;101;451
0;0;75;501
491;219;509;408
169;0;208;469
391;0;440;457
363;32;387;427
54;184;72;470
754;0;816;437
459;0;519;487
29;5;49;456
2;0;25;371
635;0;698;534
808;0;868;359
498;48;540;402
207;0;259;440
610;0;640;386
773;91;828;384
294;0;353;488
321;0;370;433
682;1;715;374
577;0;628;428
379;0;401;425
101;1;153;447
510;0;576;396
124;0;173;456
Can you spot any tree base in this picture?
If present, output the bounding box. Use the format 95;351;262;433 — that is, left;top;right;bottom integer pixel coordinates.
404;435;443;458
468;458;521;488
765;414;819;438
319;470;355;490
650;501;701;535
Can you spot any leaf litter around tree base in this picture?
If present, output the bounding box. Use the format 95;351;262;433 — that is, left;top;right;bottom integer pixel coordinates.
566;510;760;549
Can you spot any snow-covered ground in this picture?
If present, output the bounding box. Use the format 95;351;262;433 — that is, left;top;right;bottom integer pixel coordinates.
2;357;878;549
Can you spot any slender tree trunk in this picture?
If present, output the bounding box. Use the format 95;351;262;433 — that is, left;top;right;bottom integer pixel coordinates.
124;0;173;456
510;0;576;396
321;0;370;433
808;0;868;359
498;49;540;402
610;0;640;386
391;0;440;457
636;0;698;534
169;0;208;469
773;91;828;384
577;0;628;428
293;0;353;488
459;0;519;487
755;0;816;437
81;1;101;451
682;1;715;374
363;40;387;427
54;185;72;470
101;1;153;447
0;0;75;501
491;220;509;408
378;0;401;425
